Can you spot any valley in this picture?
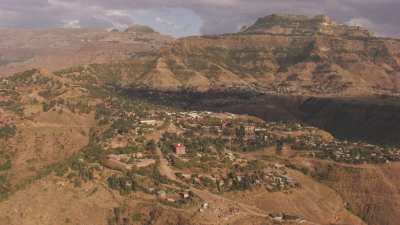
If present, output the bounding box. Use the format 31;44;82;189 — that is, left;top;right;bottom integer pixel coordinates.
1;14;400;225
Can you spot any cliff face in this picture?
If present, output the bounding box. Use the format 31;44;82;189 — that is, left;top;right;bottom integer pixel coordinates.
299;97;400;145
242;14;372;37
125;15;400;96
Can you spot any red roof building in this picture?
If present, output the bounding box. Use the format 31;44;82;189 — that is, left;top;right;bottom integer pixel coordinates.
173;143;186;155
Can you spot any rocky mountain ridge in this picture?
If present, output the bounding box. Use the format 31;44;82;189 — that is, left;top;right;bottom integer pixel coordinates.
242;14;373;37
123;15;400;97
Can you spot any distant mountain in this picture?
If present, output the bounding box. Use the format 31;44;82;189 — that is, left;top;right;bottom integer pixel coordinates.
0;26;173;77
124;24;157;34
124;14;400;96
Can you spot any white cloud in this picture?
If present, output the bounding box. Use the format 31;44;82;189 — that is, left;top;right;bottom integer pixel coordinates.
105;10;129;17
1;0;400;37
155;17;181;30
346;17;396;37
347;17;374;28
63;19;81;28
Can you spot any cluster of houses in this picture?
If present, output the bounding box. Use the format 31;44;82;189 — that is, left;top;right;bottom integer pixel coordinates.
156;189;194;205
269;212;304;224
136;110;305;147
291;134;400;164
108;105;400;168
264;164;300;192
174;162;299;193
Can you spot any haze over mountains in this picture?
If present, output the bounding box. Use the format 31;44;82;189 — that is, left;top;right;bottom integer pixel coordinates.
2;14;400;97
0;25;172;77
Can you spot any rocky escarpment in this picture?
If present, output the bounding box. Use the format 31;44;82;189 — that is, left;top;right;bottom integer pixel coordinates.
126;14;400;96
242;14;372;37
299;96;400;145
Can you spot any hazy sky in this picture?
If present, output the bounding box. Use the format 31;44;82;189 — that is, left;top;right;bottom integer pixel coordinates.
0;0;399;37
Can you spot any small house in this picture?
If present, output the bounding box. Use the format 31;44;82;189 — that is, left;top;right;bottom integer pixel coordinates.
244;125;256;136
140;120;160;126
157;190;167;200
180;192;190;199
173;143;186;155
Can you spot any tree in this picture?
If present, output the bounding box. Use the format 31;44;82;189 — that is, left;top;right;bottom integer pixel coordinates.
235;125;245;141
146;140;157;152
276;140;284;155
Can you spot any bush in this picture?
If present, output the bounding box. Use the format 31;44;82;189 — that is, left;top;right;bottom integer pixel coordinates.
0;125;16;139
0;159;11;171
146;140;157;152
113;146;142;155
0;175;10;200
42;101;56;112
107;175;136;195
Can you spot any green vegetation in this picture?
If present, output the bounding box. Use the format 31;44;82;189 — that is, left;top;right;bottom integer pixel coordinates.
179;47;275;77
107;174;137;195
0;151;12;171
53;66;85;77
274;47;310;72
0;99;24;115
106;163;172;195
42;101;57;112
112;146;143;155
0;175;10;200
0;124;16;139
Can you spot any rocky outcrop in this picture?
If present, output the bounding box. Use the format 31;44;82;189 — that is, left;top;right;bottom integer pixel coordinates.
242;14;372;37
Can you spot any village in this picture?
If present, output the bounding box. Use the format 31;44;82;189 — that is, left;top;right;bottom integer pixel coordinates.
2;76;400;223
290;133;400;164
98;106;400;182
78;103;400;217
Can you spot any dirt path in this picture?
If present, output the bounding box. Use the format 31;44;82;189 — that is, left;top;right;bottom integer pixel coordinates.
156;148;178;181
191;188;268;218
155;147;269;218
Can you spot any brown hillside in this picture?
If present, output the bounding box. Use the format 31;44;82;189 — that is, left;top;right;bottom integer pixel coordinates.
308;160;400;225
0;27;173;77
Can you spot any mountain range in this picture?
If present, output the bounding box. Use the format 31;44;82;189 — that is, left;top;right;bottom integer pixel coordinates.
121;14;400;97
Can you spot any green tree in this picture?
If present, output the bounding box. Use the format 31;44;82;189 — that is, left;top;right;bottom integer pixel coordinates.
235;125;245;141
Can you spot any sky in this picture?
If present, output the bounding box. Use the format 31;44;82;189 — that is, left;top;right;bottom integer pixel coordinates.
0;0;399;37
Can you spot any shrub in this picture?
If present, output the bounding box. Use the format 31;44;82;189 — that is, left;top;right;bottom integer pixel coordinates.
0;159;11;171
0;125;16;139
0;175;10;200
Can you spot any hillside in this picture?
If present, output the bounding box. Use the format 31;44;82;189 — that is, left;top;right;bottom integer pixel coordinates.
0;65;373;225
123;15;400;96
0;26;173;77
2;61;400;225
2;14;400;225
